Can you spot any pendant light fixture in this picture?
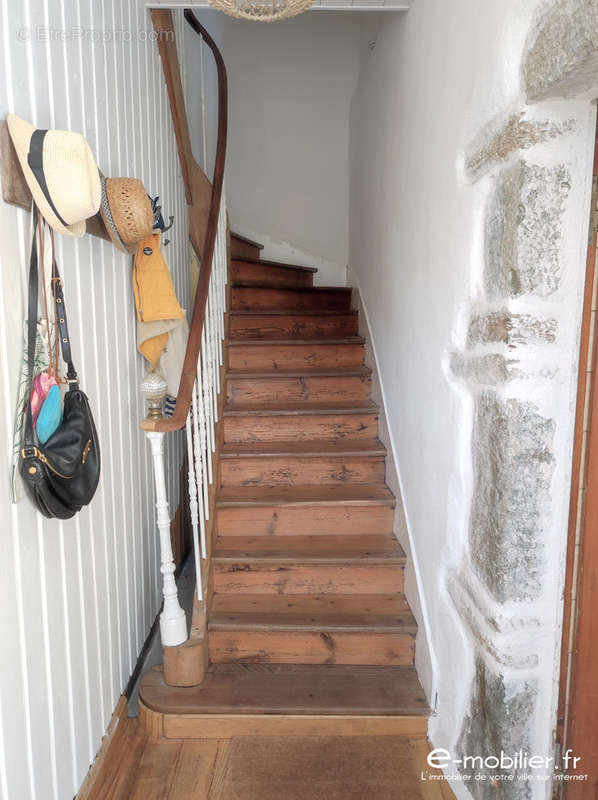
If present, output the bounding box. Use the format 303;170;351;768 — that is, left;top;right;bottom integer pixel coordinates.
207;0;314;22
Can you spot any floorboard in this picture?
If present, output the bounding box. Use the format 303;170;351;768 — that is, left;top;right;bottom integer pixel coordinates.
78;716;455;799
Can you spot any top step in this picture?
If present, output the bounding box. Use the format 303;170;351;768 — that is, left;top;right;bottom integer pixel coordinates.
231;231;264;261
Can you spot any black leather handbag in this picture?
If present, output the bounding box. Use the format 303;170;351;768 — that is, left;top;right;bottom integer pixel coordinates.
20;208;100;519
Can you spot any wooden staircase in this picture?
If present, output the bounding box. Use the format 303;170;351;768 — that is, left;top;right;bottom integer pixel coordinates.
139;232;428;738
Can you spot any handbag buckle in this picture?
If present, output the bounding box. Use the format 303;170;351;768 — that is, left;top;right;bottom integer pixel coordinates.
21;446;38;459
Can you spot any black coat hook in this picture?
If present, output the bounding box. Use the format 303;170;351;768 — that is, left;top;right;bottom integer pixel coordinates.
148;194;175;239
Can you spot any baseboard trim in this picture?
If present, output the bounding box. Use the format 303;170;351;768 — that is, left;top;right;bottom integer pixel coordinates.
347;267;438;707
76;696;130;799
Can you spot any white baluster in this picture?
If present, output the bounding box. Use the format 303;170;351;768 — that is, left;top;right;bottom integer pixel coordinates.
146;431;187;646
213;281;220;421
201;327;214;482
210;279;220;421
196;353;210;520
207;305;217;455
185;413;203;600
192;379;208;557
215;209;225;363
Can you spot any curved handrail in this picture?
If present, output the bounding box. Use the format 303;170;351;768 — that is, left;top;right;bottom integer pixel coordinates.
143;9;228;433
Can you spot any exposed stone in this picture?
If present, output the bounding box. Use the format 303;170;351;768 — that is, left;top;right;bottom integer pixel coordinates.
523;0;598;102
469;391;555;603
457;658;537;798
467;310;558;348
485;161;571;299
466;112;574;180
449;570;543;635
449;352;516;386
447;571;541;670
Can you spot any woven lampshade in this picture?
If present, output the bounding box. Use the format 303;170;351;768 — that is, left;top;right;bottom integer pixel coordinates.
207;0;314;21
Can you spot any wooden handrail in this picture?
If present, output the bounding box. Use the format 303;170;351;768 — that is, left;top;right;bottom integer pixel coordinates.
143;9;228;433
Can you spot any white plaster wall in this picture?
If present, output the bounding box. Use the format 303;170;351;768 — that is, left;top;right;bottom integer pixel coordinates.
190;10;367;285
349;2;595;797
0;5;189;798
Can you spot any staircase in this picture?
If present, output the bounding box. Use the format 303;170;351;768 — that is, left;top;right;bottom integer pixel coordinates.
139;232;428;738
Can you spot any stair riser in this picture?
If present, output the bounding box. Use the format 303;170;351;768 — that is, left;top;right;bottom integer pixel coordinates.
232;287;351;312
228;344;364;371
159;715;427;739
209;631;414;666
230;313;359;340
232;261;313;288
213;563;404;595
217;505;395;537
227;375;372;405
221;456;385;487
224;413;378;443
231;240;261;261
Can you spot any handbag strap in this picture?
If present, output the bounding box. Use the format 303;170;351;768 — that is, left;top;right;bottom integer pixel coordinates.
50;230;78;385
23;206;78;451
23;207;40;449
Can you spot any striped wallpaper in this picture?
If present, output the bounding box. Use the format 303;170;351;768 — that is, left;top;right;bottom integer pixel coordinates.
0;3;191;798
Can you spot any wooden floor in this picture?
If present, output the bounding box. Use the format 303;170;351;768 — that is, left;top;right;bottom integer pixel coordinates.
79;707;453;800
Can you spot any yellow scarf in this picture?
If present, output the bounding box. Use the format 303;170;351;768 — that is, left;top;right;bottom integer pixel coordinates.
133;233;184;366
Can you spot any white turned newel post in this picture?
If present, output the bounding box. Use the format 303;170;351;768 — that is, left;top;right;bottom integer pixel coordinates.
146;430;188;647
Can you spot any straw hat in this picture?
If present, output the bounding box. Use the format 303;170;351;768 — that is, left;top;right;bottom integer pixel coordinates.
6;114;101;237
100;176;154;254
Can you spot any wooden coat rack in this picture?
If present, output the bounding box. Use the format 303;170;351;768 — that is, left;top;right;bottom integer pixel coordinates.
0;118;111;243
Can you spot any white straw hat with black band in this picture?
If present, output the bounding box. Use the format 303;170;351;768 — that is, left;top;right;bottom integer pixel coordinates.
6;114;101;237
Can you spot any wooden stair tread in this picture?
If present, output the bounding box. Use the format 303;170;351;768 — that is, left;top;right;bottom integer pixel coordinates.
232;256;318;273
226;367;372;378
140;664;428;717
232;284;351;294
230;231;264;250
224;401;378;416
209;594;415;633
213;534;405;564
220;438;386;457
217;484;396;508
231;309;358;317
228;337;365;347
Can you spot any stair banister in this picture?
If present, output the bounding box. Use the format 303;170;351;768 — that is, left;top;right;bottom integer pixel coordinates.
144;9;228;436
141;9;229;659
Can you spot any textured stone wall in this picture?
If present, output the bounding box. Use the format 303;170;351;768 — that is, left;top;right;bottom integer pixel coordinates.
469;392;555;604
457;660;537;797
485;161;571;298
448;145;574;795
446;3;598;793
523;0;598;101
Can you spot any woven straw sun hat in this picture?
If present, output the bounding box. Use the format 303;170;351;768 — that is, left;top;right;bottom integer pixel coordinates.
100;176;154;254
7;114;101;237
